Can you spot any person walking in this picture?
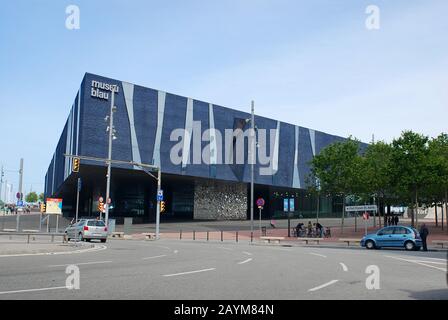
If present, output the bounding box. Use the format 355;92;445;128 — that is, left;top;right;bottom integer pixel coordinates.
419;223;429;251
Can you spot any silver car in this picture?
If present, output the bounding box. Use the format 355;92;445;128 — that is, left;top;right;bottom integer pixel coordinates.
65;219;108;243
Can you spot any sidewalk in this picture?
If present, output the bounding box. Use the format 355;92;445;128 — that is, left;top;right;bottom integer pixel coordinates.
126;219;448;250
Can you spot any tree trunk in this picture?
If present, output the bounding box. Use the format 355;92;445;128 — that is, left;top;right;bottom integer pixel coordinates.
414;189;418;228
444;188;447;232
442;201;445;232
435;203;438;227
378;198;382;228
341;194;345;235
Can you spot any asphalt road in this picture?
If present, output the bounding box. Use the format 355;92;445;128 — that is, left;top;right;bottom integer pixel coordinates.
0;239;446;300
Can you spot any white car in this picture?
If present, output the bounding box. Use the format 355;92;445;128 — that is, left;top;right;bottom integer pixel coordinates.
65;219;108;242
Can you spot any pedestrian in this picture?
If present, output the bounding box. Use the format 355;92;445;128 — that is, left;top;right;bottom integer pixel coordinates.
388;216;392;226
394;216;399;226
419;223;429;251
307;221;312;237
316;222;324;238
384;215;387;226
270;218;276;228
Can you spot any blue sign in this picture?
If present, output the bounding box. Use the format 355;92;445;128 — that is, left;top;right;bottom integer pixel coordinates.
289;198;295;212
157;190;164;201
283;199;289;212
17;200;24;207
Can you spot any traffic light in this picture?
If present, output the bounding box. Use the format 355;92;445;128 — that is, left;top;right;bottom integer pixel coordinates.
72;157;80;173
98;202;105;213
40;202;46;213
160;201;166;213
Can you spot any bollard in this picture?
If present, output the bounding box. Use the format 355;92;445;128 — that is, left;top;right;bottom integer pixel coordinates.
236;231;238;243
207;231;209;241
193;230;196;241
27;234;30;244
251;232;253;243
51;235;54;243
221;230;223;242
180;230;182;240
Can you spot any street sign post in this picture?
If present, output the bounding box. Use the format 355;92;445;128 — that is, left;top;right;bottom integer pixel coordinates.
256;198;265;234
157;190;164;201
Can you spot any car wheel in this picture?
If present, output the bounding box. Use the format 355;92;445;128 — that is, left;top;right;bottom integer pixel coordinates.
366;240;375;250
405;241;415;251
101;239;107;243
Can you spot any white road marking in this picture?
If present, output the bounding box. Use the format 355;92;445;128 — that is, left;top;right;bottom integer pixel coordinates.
173;250;178;254
308;280;339;292
0;244;107;258
242;251;252;256
238;258;253;265
142;255;167;260
309;252;327;258
163;268;216;277
385;255;447;272
49;260;112;268
339;263;348;272
0;286;67;295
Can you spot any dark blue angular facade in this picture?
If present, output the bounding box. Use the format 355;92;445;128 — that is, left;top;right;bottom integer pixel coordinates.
44;73;358;222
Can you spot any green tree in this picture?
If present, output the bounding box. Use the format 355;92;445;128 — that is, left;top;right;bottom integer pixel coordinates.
310;137;364;233
361;141;394;227
390;131;431;227
25;192;38;203
38;193;45;202
428;133;448;230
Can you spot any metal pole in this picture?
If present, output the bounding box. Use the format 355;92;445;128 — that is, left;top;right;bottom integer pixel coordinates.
259;207;262;235
155;168;161;240
0;166;3;205
104;89;115;226
56;215;59;233
17;158;23;231
46;215;50;233
75;178;80;222
316;192;320;223
250;101;255;236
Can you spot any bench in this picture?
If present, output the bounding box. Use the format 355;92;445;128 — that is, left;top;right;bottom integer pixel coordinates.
339;238;362;246
2;229;17;232
111;232;125;239
22;229;40;233
298;237;323;245
260;236;285;244
432;240;448;248
142;233;156;240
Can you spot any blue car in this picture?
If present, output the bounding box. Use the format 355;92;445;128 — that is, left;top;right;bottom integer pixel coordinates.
361;226;422;251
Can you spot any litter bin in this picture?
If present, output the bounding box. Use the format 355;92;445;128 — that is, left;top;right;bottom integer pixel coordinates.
108;219;116;235
261;226;267;236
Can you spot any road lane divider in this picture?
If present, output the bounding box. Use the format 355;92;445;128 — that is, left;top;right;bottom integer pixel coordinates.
339;263;348;272
237;258;253;265
163;268;216;277
308;280;339;292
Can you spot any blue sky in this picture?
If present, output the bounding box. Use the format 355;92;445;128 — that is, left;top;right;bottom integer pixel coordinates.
0;0;447;196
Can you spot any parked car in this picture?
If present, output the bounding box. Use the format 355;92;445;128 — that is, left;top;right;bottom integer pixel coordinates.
360;226;422;251
65;219;108;243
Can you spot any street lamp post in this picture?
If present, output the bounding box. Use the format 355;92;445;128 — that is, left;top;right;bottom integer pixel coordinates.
104;88;116;226
250;101;255;236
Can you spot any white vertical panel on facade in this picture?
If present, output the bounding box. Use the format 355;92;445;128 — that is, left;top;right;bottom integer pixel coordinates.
123;82;142;169
153;91;166;168
292;126;301;188
208;104;217;165
69;106;75;174
309;128;316;157
76;87;81;156
52;153;56;195
272;121;280;174
182;98;194;169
